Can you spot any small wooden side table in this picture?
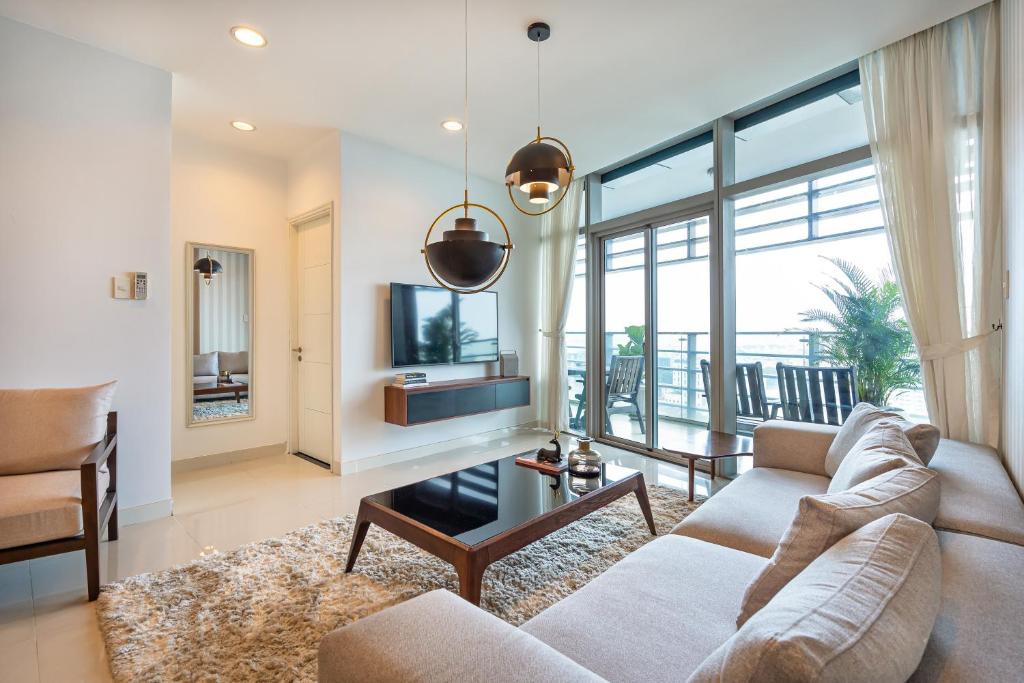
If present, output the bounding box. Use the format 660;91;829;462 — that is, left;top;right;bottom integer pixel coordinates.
665;430;754;501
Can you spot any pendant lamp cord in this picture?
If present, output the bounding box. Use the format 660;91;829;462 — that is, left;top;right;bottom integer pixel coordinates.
463;0;469;216
536;36;541;139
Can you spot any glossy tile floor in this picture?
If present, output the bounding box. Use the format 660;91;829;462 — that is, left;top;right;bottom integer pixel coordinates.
0;426;740;683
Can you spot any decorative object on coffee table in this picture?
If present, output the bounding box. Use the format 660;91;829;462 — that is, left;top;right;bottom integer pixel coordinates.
536;432;562;463
345;453;657;605
665;430;753;502
567;436;601;477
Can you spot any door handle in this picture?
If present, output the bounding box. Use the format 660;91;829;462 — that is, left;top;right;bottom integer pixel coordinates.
291;347;303;353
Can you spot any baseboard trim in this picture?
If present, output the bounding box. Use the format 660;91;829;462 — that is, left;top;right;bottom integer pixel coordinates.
172;443;288;473
120;498;173;525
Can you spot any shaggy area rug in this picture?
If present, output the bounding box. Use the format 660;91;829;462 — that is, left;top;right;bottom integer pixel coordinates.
192;398;249;422
97;484;700;682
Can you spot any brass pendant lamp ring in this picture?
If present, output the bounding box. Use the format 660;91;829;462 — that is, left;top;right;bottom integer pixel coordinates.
421;201;515;295
505;135;575;217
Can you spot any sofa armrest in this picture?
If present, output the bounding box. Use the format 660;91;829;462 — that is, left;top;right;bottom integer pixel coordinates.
318;590;605;683
752;421;839;477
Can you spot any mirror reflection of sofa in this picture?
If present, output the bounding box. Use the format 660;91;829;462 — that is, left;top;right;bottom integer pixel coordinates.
193;351;249;400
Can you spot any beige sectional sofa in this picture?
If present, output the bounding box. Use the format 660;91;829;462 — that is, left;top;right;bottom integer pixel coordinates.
318;420;1024;682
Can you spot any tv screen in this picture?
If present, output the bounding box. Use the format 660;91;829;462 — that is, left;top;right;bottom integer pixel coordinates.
390;283;498;367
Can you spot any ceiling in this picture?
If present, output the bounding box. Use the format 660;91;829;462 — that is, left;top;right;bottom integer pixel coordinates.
0;0;985;181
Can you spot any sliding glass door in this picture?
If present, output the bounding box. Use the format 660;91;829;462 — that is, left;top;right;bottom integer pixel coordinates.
594;211;712;452
600;229;650;448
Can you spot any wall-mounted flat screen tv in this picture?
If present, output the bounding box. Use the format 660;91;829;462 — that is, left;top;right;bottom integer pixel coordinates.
390;283;499;367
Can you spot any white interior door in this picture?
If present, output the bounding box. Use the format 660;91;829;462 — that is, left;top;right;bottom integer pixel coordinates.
293;213;333;466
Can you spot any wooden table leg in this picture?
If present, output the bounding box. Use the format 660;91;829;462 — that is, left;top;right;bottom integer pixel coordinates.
633;478;657;535
345;504;371;572
455;553;484;605
687;459;695;502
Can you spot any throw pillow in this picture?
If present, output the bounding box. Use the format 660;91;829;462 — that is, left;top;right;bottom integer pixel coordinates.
219;350;248;374
827;420;920;493
736;465;939;626
826;402;941;474
193;351;219;377
691;514;941;683
0;381;117;475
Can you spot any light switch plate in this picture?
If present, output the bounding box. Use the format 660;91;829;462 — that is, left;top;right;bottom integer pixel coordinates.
112;275;131;299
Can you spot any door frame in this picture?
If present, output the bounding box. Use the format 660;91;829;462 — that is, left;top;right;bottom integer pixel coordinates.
587;202;716;459
287;202;337;473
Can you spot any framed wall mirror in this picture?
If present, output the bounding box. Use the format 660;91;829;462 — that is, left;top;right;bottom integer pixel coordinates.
186;242;255;426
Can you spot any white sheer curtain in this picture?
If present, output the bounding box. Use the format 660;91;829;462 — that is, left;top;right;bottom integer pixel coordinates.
539;179;584;431
860;3;1002;445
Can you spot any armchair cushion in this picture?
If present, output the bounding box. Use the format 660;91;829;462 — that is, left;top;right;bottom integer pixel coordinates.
0;382;116;476
825;402;940;474
0;468;109;549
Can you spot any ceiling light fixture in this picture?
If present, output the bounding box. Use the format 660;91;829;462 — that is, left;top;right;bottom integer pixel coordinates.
421;0;513;294
231;121;256;132
193;251;224;286
504;22;574;215
441;119;464;132
230;26;267;48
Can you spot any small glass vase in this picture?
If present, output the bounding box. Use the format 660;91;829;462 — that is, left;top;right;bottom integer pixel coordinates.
567;437;602;478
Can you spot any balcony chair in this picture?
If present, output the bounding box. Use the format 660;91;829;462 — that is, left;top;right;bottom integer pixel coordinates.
775;362;858;426
0;383;119;601
604;355;645;435
697;359;777;478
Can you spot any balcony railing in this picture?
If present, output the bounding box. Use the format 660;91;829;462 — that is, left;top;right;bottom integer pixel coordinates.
565;330;926;426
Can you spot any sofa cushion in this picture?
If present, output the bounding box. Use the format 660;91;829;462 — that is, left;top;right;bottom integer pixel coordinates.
0;468;110;549
827;421;920;493
826;402;940;473
909;531;1024;682
218;350;248;374
521;535;766;683
193;352;218;377
738;465;939;626
0;382;117;476
691;514;941;683
927;438;1024;545
318;590;603;683
672;467;830;557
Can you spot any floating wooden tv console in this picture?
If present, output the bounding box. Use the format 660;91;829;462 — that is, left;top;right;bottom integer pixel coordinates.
384;375;530;426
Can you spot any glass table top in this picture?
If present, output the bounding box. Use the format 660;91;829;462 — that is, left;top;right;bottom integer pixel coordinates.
366;452;642;547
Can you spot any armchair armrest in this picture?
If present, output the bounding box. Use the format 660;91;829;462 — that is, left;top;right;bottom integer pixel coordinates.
318;590;605;683
752;420;839;478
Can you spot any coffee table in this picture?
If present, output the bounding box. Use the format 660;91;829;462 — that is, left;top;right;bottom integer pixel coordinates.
345;454;656;605
192;381;247;403
665;430;753;501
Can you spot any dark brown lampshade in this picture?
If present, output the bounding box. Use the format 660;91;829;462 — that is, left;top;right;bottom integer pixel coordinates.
424;217;506;288
505;140;571;195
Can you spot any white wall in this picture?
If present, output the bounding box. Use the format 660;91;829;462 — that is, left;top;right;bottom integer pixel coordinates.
0;18;172;512
338;133;540;469
171;133;289;462
1002;0;1024;493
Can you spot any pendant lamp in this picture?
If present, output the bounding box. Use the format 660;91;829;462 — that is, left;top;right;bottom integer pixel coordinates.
422;0;513;294
505;22;575;216
193;251;223;286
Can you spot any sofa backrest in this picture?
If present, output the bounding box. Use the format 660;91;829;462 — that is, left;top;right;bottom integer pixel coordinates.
0;381;117;475
193;352;218;377
219;351;248;374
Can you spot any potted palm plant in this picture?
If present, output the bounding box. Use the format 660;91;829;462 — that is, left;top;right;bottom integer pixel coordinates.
800;258;920;407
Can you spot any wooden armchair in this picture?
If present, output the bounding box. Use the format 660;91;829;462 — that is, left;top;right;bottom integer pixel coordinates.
0;410;118;601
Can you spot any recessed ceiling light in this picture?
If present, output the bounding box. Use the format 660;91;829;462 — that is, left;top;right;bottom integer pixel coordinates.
231;121;256;132
441;119;464;132
230;26;267;48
